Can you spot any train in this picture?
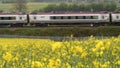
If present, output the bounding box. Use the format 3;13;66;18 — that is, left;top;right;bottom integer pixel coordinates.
0;12;120;27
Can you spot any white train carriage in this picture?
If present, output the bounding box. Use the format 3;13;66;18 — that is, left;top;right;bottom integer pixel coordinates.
111;13;120;22
0;14;27;26
29;13;110;26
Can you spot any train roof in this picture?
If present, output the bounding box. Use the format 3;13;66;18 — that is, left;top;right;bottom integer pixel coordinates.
30;12;110;15
0;14;26;15
112;13;120;14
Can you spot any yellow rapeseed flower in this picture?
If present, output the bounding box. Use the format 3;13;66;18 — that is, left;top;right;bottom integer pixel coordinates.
115;60;120;65
31;61;43;68
2;52;13;62
47;59;55;68
105;41;111;49
96;41;103;49
0;37;120;67
71;46;83;53
51;42;61;51
76;46;83;53
80;51;88;58
100;47;105;51
93;61;101;68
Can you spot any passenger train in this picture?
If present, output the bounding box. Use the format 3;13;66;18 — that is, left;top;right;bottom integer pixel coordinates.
0;12;119;27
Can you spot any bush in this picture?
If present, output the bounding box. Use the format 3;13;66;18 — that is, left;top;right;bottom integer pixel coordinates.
40;3;117;13
0;26;120;37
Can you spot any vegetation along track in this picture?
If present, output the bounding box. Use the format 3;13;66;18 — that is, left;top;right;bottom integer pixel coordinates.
0;26;120;37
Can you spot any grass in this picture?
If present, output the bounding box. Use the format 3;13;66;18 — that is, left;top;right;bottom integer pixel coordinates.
0;2;51;13
0;3;12;13
27;2;50;13
0;2;65;13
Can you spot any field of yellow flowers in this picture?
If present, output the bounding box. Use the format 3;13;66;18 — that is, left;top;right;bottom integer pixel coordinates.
0;36;120;68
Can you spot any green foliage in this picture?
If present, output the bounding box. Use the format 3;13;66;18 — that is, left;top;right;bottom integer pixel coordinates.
0;10;3;13
0;2;118;13
0;0;118;3
57;3;68;12
43;4;57;12
12;0;28;13
0;2;49;13
40;3;117;13
90;3;117;12
0;26;120;37
115;7;120;12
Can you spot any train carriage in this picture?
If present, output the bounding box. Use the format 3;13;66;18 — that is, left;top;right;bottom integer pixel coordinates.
111;13;120;22
0;12;119;27
0;14;27;27
29;12;110;26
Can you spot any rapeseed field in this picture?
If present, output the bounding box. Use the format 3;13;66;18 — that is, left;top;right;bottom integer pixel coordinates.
0;36;120;68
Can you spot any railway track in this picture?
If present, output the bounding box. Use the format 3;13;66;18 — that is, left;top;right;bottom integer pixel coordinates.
0;24;98;28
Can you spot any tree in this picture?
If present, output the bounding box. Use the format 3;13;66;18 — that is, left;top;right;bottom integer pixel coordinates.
115;7;120;12
12;0;28;13
57;3;68;12
43;4;57;12
0;10;3;13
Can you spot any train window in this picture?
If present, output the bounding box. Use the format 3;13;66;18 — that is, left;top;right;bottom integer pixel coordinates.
9;17;16;20
86;16;91;19
116;16;119;19
0;17;2;20
11;17;16;20
52;16;57;19
75;16;78;19
19;17;22;20
51;16;62;19
71;16;76;19
56;16;61;19
4;17;9;20
78;16;83;19
68;16;71;19
59;16;62;19
50;16;55;19
61;16;63;19
83;16;86;19
0;17;4;20
93;16;98;19
0;17;16;20
90;16;93;19
34;16;36;20
63;16;68;19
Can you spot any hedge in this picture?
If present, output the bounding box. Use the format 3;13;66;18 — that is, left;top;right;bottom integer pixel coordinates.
0;26;120;37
